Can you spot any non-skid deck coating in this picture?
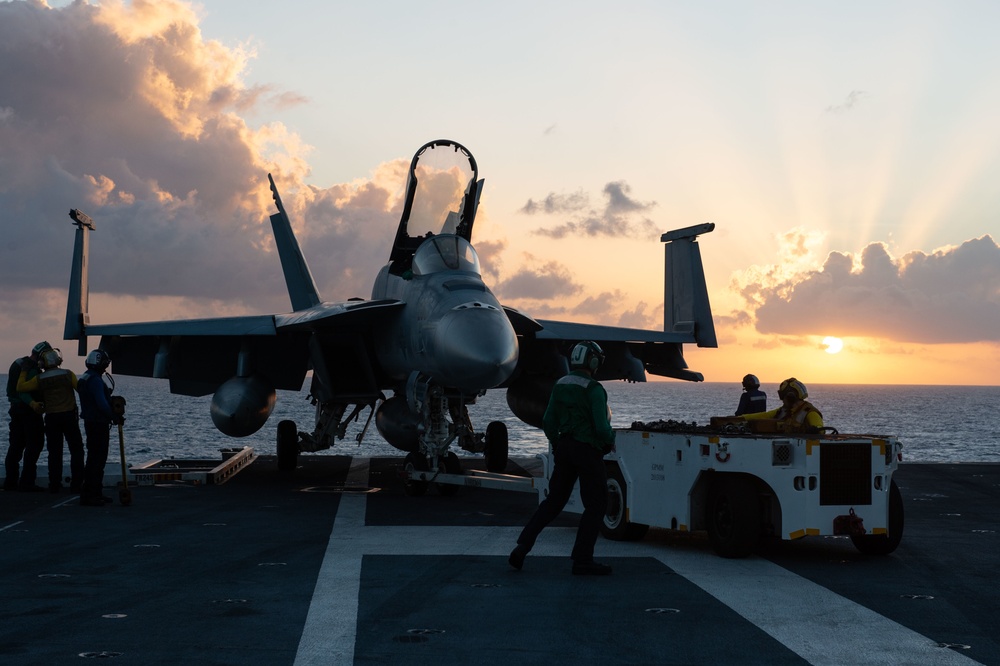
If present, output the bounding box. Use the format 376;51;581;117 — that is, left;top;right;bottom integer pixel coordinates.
1;456;998;665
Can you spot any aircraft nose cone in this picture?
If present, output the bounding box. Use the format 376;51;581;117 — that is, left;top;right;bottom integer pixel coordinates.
435;305;518;390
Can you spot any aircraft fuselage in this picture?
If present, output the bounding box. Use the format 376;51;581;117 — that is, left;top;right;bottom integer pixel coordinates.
371;237;518;393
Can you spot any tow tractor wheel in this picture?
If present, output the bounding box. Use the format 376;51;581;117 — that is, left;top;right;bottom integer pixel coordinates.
601;465;649;541
484;421;509;473
706;475;760;558
276;420;298;471
435;451;462;497
403;452;429;497
851;479;904;556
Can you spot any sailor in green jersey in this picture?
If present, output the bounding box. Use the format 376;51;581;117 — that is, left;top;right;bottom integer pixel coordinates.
509;341;615;576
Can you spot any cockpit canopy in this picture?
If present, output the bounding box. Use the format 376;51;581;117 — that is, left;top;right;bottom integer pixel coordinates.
412;235;481;276
390;140;483;266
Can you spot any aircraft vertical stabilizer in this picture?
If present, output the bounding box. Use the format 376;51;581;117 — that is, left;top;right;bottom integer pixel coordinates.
64;209;93;355
662;223;717;348
268;174;322;312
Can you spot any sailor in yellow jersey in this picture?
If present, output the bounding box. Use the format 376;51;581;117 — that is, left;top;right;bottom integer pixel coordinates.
17;347;85;492
741;377;823;434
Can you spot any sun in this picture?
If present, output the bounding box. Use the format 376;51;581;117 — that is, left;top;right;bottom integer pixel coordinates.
822;336;843;354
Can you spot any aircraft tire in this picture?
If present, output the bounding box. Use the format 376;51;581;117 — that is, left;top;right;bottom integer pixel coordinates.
706;475;760;558
436;452;462;496
851;479;904;556
403;452;429;497
601;465;649;541
484;421;508;473
276;420;298;471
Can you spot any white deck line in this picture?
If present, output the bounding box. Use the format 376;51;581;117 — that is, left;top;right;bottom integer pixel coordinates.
295;457;982;666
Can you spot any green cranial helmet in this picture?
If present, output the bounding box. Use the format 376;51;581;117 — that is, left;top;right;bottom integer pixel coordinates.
570;340;605;372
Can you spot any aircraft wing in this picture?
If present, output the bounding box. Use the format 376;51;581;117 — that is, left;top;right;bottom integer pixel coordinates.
533;319;695;344
92;300;404;397
86;315;279;337
507;313;705;384
273;299;402;331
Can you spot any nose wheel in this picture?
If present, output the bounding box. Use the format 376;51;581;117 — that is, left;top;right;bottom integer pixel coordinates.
435;452;462;497
402;452;429;496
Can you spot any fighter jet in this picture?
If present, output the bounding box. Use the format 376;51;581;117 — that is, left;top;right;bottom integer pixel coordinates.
64;139;716;493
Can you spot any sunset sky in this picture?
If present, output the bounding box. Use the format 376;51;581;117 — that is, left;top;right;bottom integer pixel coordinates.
1;0;998;386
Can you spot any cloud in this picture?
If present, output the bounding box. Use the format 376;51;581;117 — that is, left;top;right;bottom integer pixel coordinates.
493;256;660;329
716;310;753;330
523;181;659;239
571;291;659;330
267;90;311;110
519;190;589;215
826;90;868;114
746;234;1000;343
0;0;425;366
470;238;507;284
493;256;582;301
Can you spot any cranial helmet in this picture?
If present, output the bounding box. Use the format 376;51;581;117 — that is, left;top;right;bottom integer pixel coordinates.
85;349;111;371
742;374;760;390
570;340;605;372
31;341;52;356
778;377;808;401
39;348;63;370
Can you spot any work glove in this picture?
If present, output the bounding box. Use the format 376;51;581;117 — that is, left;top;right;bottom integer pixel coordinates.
30;401;44;415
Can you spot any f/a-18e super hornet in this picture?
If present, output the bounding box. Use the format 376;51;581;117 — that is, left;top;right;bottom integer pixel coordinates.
64;139;717;493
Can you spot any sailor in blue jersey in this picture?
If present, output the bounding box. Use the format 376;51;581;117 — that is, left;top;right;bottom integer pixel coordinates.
77;350;118;506
735;373;767;416
509;341;615;575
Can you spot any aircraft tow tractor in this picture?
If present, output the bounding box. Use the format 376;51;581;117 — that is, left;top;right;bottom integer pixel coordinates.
404;419;905;558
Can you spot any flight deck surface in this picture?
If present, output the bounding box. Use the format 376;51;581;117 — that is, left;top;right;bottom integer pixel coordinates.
1;456;997;665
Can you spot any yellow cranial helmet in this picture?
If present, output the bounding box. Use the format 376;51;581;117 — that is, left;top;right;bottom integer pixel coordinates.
778;377;808;401
39;348;63;369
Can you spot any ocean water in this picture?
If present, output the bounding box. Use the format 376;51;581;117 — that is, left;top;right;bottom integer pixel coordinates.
7;375;997;465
